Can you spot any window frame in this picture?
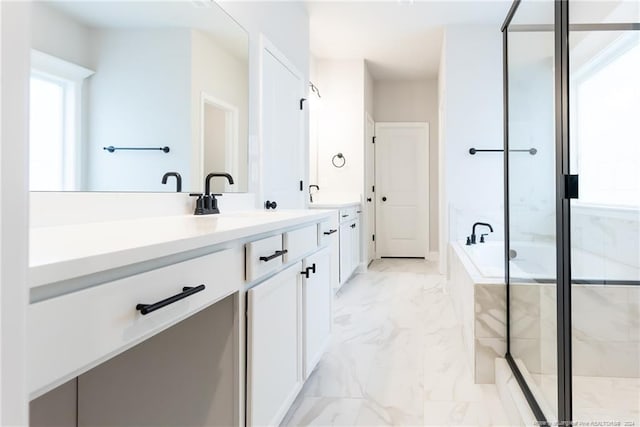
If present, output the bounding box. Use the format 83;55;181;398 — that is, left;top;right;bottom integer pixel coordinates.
30;49;94;190
570;33;640;209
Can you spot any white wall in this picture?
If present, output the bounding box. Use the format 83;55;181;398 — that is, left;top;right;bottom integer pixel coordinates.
0;2;30;424
219;1;310;207
439;25;504;271
191;29;249;193
88;29;193;192
314;59;365;199
374;79;439;252
30;2;94;69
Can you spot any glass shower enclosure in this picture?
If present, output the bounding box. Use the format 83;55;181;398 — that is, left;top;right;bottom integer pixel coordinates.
503;0;639;424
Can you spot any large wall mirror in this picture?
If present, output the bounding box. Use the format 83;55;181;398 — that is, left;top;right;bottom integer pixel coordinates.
29;1;249;193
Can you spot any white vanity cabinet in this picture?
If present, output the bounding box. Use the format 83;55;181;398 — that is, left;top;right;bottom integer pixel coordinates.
302;246;332;379
338;208;361;287
246;263;303;427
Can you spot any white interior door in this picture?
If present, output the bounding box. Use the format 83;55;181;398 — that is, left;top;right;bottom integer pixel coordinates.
375;122;429;258
261;42;304;209
365;114;376;264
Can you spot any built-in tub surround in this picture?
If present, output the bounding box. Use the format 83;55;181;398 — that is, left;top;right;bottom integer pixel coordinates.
449;240;640;386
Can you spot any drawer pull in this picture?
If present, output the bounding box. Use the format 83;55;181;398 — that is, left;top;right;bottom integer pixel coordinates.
323;229;337;235
259;249;288;262
350;223;356;229
301;264;316;279
341;214;349;218
136;285;206;315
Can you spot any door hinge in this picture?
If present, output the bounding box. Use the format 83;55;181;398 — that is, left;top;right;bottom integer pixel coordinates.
372;136;376;144
300;98;306;110
300;180;303;191
372;234;375;242
564;174;579;199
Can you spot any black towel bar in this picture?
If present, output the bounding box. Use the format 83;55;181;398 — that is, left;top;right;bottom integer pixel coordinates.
469;148;537;155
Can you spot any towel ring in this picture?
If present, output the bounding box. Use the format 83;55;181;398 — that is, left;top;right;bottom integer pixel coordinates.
332;153;346;168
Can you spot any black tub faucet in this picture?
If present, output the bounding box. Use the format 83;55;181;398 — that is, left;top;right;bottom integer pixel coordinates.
161;172;182;192
309;184;320;203
468;222;493;245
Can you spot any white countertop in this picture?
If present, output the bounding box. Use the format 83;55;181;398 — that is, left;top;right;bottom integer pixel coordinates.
309;201;360;209
30;209;333;289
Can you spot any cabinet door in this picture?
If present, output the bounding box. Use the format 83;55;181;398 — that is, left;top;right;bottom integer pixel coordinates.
351;219;360;275
247;263;302;427
302;247;331;379
339;223;352;285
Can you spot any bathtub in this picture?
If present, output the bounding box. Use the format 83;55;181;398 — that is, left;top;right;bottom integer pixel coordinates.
458;240;639;284
449;240;640;384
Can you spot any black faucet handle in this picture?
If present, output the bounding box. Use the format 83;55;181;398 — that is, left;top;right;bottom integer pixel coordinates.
480;233;489;243
466;236;471;246
189;193;205;215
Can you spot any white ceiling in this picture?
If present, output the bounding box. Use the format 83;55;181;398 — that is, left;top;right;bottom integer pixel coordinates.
306;0;513;80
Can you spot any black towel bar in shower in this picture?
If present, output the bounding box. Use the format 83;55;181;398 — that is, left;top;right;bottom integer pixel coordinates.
104;146;170;153
469;148;537;155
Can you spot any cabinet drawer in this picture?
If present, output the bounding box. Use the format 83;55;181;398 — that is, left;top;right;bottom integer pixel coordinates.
245;234;284;282
28;247;242;398
318;221;338;247
339;207;358;223
284;224;318;262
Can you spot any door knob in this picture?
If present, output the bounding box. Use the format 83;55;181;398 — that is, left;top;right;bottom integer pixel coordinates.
367;198;372;202
382;196;387;202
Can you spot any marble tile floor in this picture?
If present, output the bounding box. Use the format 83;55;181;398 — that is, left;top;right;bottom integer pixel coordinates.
281;258;511;426
530;373;640;425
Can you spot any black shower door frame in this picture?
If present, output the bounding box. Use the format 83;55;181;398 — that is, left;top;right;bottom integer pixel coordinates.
503;0;640;424
501;0;572;424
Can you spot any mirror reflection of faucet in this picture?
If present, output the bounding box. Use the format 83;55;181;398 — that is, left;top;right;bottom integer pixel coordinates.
161;172;182;192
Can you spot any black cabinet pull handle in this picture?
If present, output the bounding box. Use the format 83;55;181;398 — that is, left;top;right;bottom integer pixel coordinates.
259;249;288;262
323;229;337;235
351;223;356;228
300;263;317;279
341;214;348;218
136;285;205;315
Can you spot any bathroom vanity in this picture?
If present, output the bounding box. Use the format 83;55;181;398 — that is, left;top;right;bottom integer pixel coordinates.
29;209;334;427
310;202;362;292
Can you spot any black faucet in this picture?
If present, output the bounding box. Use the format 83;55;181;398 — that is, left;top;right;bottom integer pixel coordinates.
161;172;182;192
467;222;493;245
309;184;320;203
205;173;234;195
189;173;235;215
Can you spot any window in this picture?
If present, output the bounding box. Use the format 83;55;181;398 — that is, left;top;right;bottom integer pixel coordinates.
572;35;640;208
29;50;94;191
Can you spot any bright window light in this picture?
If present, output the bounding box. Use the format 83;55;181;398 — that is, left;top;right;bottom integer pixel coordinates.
30;75;67;191
574;38;640;208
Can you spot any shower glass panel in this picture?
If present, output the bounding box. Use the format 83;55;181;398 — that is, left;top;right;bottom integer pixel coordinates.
569;1;640;423
506;0;558;421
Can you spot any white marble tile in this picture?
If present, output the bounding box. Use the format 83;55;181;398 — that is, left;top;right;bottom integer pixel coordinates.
423;401;491;427
281;259;512;427
474;284;507;339
280;397;364;426
303;343;377;398
474;338;506;384
355;398;423;426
